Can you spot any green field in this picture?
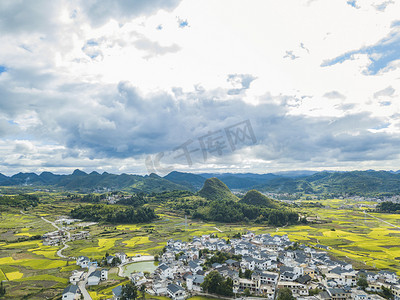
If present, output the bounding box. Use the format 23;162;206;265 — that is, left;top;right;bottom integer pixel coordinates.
1;193;400;298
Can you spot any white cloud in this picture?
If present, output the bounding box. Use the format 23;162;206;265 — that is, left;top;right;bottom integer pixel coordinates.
1;0;400;174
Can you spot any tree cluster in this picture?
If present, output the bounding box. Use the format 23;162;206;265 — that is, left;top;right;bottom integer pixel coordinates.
70;204;157;224
0;194;39;208
192;200;299;226
376;201;400;213
201;271;233;296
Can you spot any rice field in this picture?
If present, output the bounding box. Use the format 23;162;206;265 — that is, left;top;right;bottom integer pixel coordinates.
2;194;400;299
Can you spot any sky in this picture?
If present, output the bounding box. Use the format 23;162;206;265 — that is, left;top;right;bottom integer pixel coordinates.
0;0;400;176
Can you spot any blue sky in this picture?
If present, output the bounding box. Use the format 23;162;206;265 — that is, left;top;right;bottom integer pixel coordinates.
0;0;399;175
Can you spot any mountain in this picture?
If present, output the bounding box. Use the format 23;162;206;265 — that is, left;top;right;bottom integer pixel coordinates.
0;173;12;185
198;177;239;201
198;173;278;190
164;171;206;191
256;170;400;195
10;172;45;185
239;189;279;208
2;169;400;195
39;171;62;185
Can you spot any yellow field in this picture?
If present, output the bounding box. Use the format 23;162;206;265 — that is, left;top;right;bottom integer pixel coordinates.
122;236;150;248
6;271;23;280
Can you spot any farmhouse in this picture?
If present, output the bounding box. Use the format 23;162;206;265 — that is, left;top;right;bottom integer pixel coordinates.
62;285;80;300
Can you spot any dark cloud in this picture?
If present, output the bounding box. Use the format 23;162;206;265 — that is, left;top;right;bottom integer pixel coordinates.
80;0;182;27
0;1;60;34
323;91;346;100
374;86;395;98
133;37;181;58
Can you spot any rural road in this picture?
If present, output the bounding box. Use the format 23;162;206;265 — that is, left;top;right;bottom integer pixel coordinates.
118;255;155;277
40;215;73;258
78;266;95;300
20;211;72;259
41;216;60;230
214;227;223;233
365;212;400;229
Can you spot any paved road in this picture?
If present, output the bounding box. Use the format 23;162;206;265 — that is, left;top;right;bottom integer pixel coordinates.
365;212;400;229
78;266;95;300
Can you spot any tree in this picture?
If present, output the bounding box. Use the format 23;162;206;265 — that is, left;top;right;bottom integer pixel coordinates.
380;286;393;299
277;288;295;300
140;284;146;300
357;275;368;290
244;288;251;296
0;281;6;297
154;254;159;262
239;269;243;278
244;269;252;279
201;271;233;296
121;282;138;300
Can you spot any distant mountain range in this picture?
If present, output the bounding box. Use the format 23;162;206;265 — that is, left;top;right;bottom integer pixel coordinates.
1;169;400;195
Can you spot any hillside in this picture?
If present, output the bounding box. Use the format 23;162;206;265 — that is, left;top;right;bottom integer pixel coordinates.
197;177;239;201
256;170;400;195
164;171;206;191
239;189;279;208
199;173;278;190
0;170;190;193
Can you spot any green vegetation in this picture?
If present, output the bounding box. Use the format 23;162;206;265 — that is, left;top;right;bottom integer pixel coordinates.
277;287;295;300
0;194;39;208
201;271;233;296
198;178;239;201
257;170;400;196
70;204;157;223
376;201;400;213
203;251;241;267
239;189;279;208
193;200;299;226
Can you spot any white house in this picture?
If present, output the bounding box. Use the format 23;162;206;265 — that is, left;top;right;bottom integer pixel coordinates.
87;270;101;286
186;275;204;292
101;269;108;281
62;285;80;300
69;270;84;285
115;252;127;264
76;256;90;268
167;283;186;300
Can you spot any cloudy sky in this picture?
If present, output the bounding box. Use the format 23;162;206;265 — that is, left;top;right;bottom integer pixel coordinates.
0;0;400;175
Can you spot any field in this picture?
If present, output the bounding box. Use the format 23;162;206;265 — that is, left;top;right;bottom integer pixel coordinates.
1;192;400;298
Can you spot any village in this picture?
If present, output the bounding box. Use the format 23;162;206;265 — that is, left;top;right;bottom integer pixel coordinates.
60;231;400;300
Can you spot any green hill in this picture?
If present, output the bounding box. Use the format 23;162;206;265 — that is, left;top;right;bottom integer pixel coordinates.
239;189;279;208
197;177;239;201
256;170;400;195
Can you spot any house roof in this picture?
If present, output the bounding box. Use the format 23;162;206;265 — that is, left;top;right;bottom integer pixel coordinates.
63;285;79;294
225;259;238;265
167;283;184;294
112;285;123;297
158;264;169;271
89;270;101;278
193;275;205;284
296;274;312;284
188;261;199;269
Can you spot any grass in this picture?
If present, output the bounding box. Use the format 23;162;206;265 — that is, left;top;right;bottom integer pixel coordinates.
16;274;69;284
